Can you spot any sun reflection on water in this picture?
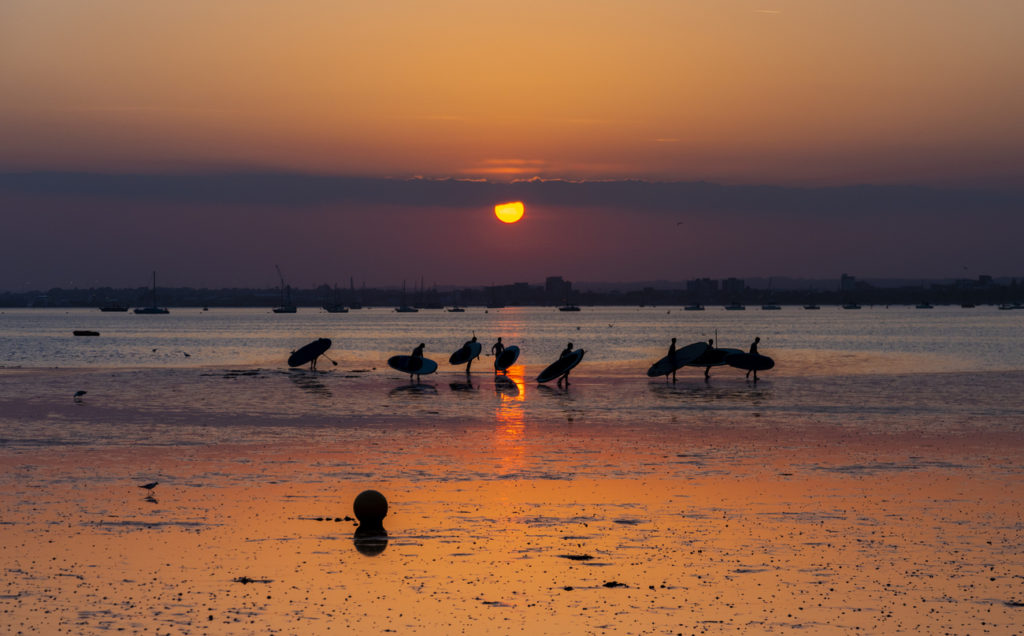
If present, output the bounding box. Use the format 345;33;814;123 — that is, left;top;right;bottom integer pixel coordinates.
494;365;527;475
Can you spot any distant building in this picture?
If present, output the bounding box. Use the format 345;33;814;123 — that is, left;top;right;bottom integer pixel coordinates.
545;276;572;303
840;273;857;292
687;278;717;295
721;278;745;297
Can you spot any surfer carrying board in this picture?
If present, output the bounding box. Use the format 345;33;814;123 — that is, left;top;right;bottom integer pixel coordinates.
746;337;760;381
558;342;575;387
462;336;480;373
410;342;426;379
491;338;504;375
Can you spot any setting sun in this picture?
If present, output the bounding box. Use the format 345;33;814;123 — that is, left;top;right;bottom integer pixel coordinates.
494;202;525;224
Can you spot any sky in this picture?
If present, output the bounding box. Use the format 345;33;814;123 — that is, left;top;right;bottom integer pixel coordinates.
2;0;1022;290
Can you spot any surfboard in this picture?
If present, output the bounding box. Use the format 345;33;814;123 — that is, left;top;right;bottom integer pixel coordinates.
536;349;585;383
288;338;332;367
494;345;520;372
73;330;100;337
686;347;744;368
724;352;775;371
646;342;708;377
449;341;483;365
388;355;438;376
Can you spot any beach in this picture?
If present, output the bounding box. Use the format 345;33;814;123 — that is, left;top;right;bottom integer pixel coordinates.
2;307;1023;633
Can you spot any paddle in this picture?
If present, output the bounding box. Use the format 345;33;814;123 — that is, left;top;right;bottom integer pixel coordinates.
320;352;339;366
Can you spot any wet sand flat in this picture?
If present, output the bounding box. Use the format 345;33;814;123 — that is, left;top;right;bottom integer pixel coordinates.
2;371;1023;634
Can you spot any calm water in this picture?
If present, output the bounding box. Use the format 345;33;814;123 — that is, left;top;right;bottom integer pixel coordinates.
2;305;1022;370
1;306;1022;448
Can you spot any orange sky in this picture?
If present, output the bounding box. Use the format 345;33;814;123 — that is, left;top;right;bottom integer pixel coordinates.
2;0;1022;185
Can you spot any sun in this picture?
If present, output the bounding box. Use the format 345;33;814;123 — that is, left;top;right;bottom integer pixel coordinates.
494;201;525;224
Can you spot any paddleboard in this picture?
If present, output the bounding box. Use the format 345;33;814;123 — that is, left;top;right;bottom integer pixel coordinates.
494;345;520;372
73;330;100;337
288;338;332;367
686;347;744;368
646;342;708;377
536;349;585;383
449;341;483;365
724;352;775;371
388;355;438;376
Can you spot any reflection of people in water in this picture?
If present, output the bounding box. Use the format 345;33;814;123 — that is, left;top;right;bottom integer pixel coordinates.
704;338;715;380
461;335;479;373
558;342;575;387
747;336;761;381
667;337;677;382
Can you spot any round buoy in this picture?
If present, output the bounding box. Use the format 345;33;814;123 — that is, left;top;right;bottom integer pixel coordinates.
353;489;388;527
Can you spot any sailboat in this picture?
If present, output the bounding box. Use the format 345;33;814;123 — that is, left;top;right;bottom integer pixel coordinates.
395;280;418;312
272;265;297;313
133;271;169;314
322;284;348;313
761;277;781;309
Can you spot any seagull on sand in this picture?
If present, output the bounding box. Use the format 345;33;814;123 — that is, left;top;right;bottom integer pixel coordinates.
139;481;159;493
73;390;86;402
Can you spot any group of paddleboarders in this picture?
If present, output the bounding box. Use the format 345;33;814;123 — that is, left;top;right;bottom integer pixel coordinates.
661;336;767;382
393;336;581;385
295;333;766;384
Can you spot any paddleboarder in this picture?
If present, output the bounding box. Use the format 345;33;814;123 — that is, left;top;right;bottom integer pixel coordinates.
558;342;575;387
410;343;426;380
747;337;760;381
703;338;715;380
667;338;677;382
460;336;480;373
491;337;505;375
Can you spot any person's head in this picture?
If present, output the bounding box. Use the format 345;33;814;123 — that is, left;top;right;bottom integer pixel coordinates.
567;342;574;349
671;337;676;344
497;337;502;343
470;336;477;342
754;337;760;343
419;342;425;348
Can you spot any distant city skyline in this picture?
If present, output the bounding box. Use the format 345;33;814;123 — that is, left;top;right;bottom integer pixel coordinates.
2;172;1021;292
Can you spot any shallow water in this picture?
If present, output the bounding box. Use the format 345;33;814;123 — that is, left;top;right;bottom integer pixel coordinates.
1;306;1023;632
2;305;1022;371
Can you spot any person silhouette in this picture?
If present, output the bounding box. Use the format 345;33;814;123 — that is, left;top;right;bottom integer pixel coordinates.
747;337;761;381
558;342;575;387
667;337;678;382
461;335;479;373
491;337;505;375
704;338;715;380
409;343;426;380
